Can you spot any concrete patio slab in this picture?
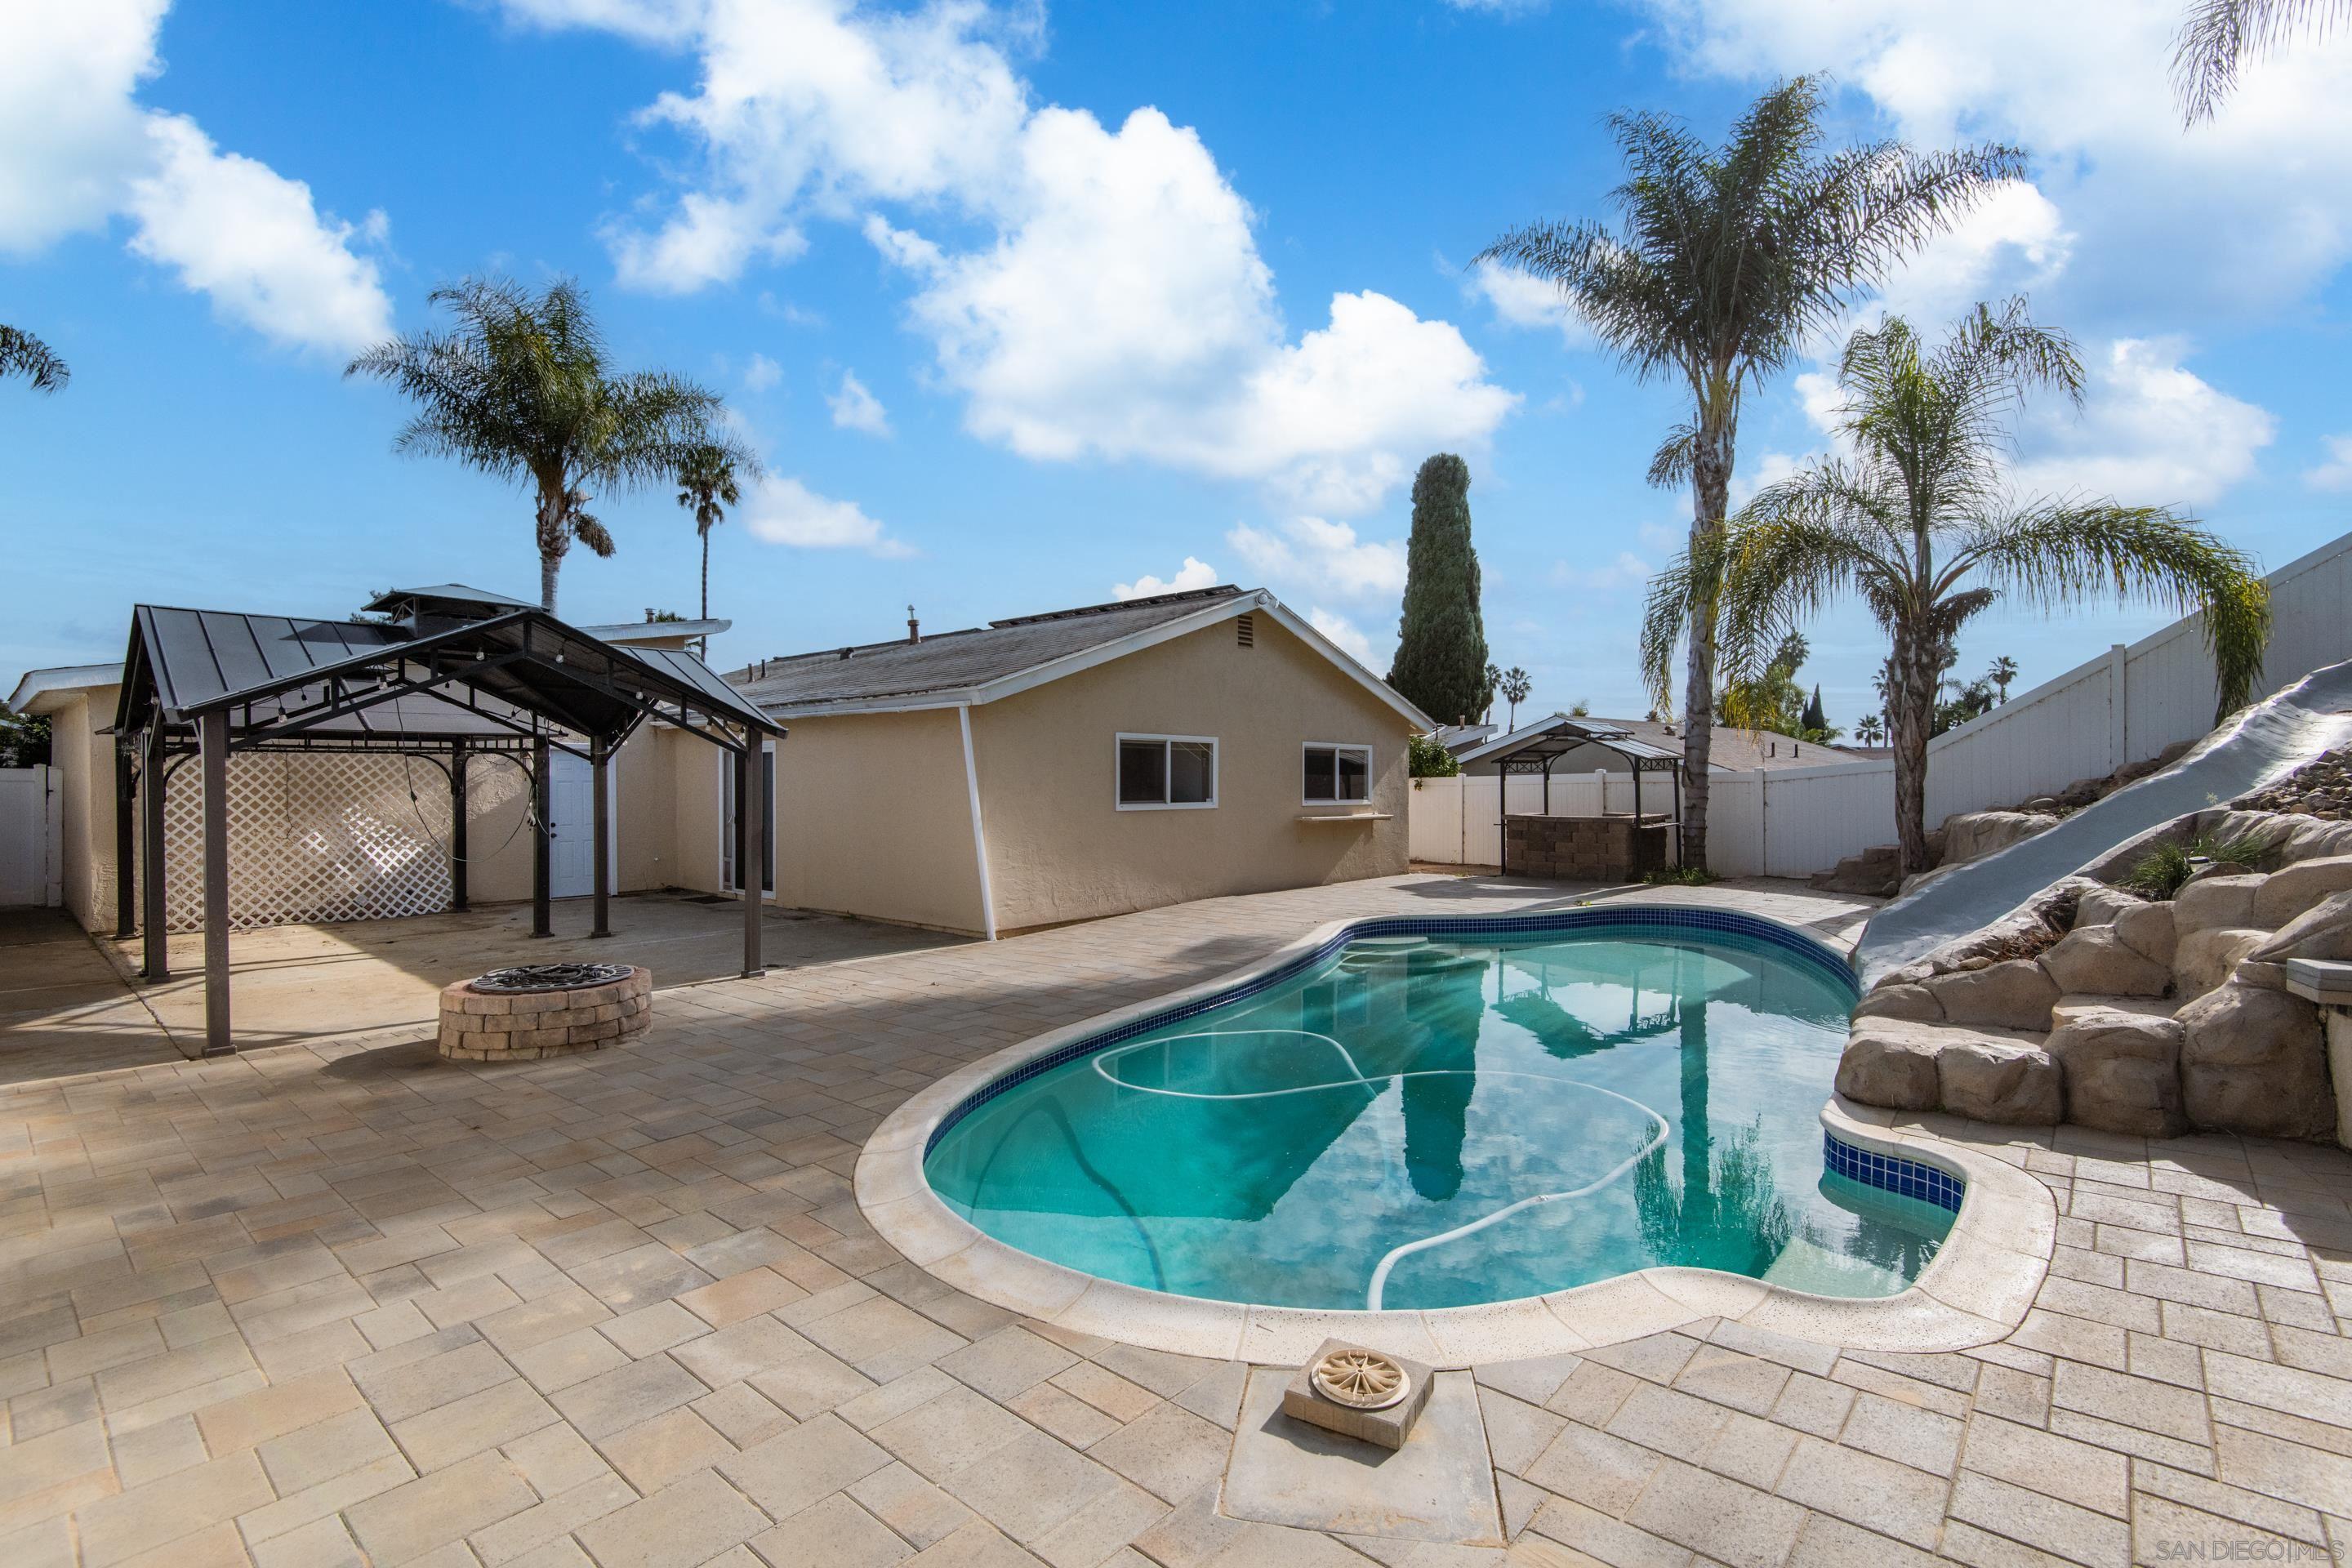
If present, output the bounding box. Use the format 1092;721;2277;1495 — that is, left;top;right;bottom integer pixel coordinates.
1;871;2345;1568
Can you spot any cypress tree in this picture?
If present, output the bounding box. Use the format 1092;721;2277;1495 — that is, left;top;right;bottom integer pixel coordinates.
1802;684;1827;735
1388;454;1490;724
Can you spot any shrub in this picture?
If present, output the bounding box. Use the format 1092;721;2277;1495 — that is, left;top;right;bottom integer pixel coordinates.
1643;865;1720;887
2118;833;2263;900
1408;733;1460;778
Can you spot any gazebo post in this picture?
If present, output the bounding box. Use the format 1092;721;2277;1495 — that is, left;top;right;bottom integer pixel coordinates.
738;737;764;978
590;735;612;938
449;741;470;912
114;742;136;938
531;737;551;938
199;708;233;1055
140;720;168;980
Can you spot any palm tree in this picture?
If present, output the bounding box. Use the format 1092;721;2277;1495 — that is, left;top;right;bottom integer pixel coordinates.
1498;666;1533;731
675;443;742;654
346;277;756;614
1481;78;2022;869
1654;299;2271;875
2;326;69;394
1988;655;2020;704
1855;713;1886;746
2173;0;2352;122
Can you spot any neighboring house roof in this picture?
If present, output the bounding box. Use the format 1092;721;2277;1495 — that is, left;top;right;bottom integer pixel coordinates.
7;663;123;715
725;585;1435;728
1433;723;1494;751
1457;713;1851;772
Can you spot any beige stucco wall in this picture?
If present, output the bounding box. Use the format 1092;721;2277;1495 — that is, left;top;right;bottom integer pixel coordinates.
969;615;1413;932
773;709;987;933
43;684;122;932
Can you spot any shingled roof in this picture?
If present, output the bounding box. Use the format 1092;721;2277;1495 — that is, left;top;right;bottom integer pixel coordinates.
724;585;1432;727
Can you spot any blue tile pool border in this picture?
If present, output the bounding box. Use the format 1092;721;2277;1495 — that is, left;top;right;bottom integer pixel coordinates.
924;904;1863;1157
1824;1130;1967;1213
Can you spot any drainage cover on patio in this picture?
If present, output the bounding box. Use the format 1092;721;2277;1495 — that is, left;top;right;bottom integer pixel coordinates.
470;962;636;994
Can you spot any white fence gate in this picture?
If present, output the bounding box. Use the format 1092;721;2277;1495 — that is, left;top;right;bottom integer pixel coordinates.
0;766;61;906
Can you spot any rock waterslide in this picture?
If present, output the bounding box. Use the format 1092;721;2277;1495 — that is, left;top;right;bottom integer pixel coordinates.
1834;659;2352;1147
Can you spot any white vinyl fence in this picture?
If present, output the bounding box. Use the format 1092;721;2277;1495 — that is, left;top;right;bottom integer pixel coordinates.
1410;528;2352;879
0;766;62;907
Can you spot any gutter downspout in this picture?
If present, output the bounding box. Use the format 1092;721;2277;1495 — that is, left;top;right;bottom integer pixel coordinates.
958;705;999;941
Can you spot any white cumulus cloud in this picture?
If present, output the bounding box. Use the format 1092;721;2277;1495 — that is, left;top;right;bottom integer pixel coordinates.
2010;338;2274;506
2306;435;2352;493
1636;0;2352;319
1465;259;1588;348
540;0;1512;515
125;115;393;355
0;0;393;356
1226;517;1406;599
1113;557;1220;600
742;352;782;391
828;369;891;434
1307;608;1380;666
745;475;915;556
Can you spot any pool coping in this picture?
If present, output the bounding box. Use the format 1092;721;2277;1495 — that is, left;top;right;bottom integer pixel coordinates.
853;903;2056;1368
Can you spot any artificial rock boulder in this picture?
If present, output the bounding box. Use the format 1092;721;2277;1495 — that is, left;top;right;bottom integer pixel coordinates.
1940;811;2059;867
2247;854;2352;929
2176;982;2336;1141
1921;959;2061;1031
2039;925;2171;998
2173;928;2270;999
1835;1020;1944;1111
2172;874;2267;937
1935;1032;2064;1125
2075;884;2149;929
1852;984;1943;1022
2236;891;2352;991
2043;1008;2187;1137
2113;902;2178;969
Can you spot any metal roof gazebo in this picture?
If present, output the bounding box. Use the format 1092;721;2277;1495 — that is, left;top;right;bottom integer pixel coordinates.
1459;717;1684;875
111;586;783;1056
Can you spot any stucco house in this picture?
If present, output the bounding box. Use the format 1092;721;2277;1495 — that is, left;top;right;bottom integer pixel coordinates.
8;581;1428;946
703;583;1428;936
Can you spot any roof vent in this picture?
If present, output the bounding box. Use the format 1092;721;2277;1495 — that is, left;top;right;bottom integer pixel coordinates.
1236;613;1254;648
906;605;920;644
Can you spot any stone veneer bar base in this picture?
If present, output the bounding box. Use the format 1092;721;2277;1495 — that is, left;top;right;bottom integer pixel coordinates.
1504;814;1673;880
437;966;652;1061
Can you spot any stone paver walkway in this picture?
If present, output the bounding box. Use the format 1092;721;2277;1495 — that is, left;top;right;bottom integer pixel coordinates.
2;874;2346;1568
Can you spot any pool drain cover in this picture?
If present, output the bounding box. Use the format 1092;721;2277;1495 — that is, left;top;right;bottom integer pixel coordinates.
1312;1348;1410;1410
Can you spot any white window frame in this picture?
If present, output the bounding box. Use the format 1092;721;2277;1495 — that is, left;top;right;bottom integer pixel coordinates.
1115;733;1219;810
1301;741;1374;806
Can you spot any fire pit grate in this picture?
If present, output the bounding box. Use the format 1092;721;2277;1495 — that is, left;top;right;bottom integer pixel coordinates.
471;962;637;995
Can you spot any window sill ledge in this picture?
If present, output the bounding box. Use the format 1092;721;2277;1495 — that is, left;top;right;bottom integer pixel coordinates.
1296;811;1392;822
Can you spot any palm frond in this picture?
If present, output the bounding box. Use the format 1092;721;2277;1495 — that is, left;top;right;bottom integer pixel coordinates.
0;326;69;394
1945;502;2271;715
2173;0;2352;123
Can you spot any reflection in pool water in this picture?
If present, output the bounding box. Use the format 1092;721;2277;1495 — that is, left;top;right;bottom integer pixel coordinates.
924;924;1953;1312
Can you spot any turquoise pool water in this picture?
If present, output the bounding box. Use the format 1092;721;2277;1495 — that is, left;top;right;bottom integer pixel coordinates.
924;920;1955;1312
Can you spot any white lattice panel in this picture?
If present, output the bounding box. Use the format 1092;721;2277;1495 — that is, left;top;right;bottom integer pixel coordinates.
160;753;466;933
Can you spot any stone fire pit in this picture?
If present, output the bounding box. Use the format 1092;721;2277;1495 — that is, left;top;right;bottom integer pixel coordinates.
437;962;651;1062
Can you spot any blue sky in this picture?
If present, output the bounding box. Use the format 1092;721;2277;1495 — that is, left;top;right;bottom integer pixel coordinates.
5;0;2349;733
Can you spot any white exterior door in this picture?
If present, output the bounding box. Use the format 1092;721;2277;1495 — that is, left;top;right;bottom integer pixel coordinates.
545;752;606;899
0;766;60;907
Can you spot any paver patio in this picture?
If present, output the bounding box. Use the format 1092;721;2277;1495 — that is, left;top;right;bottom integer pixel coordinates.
1;873;2346;1567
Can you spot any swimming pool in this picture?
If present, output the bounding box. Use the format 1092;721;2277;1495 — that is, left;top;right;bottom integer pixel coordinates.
922;911;1957;1313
